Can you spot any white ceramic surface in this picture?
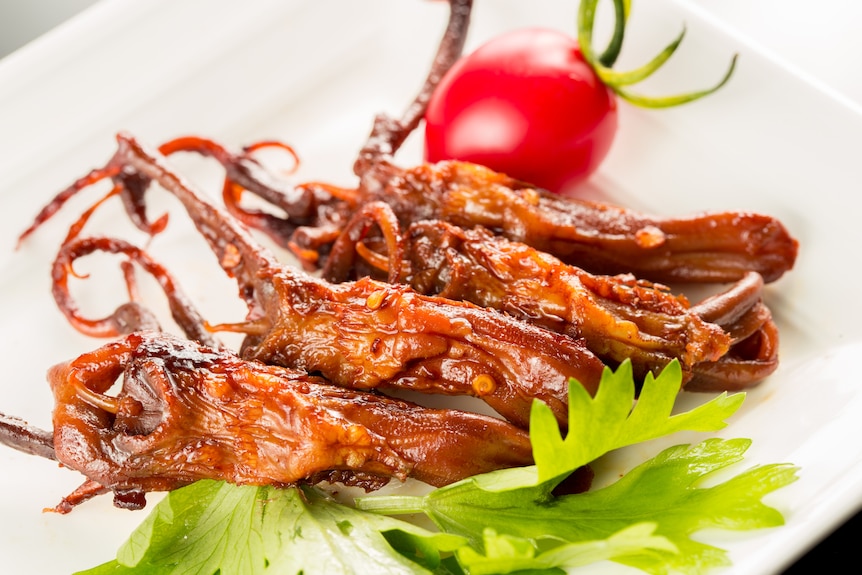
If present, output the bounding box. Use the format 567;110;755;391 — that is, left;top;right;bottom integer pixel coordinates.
1;1;860;573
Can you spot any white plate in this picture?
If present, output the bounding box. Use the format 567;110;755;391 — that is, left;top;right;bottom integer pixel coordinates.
1;0;860;573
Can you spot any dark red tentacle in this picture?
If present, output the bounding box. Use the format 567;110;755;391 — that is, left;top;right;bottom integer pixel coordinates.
322;201;406;284
52;236;219;347
0;412;55;461
354;0;474;174
18;166;121;246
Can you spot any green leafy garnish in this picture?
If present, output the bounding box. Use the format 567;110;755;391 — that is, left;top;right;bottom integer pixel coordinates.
358;361;796;573
81;360;797;575
76;481;463;575
578;0;737;107
454;523;677;575
531;360;743;483
371;438;795;575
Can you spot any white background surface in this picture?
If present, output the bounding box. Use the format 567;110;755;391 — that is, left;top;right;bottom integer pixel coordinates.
686;0;862;108
3;0;862;105
0;0;99;57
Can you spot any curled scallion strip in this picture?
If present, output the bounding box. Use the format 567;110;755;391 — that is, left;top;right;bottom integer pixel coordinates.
578;0;737;108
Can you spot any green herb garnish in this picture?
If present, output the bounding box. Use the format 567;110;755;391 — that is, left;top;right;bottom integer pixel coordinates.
579;0;738;108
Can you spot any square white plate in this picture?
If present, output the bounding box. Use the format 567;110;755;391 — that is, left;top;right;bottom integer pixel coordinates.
1;0;860;573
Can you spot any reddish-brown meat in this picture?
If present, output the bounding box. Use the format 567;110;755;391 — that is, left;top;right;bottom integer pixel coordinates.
42;134;608;429
46;331;534;512
324;216;779;389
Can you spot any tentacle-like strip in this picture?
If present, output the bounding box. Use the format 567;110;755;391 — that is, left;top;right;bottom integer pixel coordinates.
52;236;218;347
323;201;407;284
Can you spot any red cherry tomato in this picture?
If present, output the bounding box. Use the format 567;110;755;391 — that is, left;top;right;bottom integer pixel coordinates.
424;27;618;194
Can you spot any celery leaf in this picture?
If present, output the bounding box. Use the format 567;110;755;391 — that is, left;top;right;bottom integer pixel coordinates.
357;361;797;574
532;360;745;483
365;439;797;575
76;481;464;575
456;523;676;574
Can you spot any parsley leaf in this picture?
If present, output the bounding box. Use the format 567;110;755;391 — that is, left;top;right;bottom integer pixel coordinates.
356;361;797;574
532;360;744;483
455;523;677;574
76;481;463;575
432;439;797;574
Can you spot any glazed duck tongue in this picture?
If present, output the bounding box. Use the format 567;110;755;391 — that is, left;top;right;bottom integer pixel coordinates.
323;212;779;392
351;160;800;285
43;332;535;512
113;133;607;428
